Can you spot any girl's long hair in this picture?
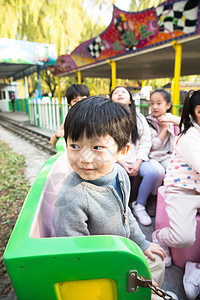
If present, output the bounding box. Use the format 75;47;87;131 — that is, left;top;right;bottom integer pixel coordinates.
180;89;200;135
110;86;139;144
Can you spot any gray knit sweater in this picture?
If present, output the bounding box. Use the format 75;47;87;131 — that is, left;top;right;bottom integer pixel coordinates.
53;163;150;251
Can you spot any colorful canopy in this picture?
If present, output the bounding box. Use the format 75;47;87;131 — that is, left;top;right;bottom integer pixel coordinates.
51;0;200;80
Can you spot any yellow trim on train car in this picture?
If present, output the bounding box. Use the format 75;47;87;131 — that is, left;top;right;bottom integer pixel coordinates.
55;278;117;300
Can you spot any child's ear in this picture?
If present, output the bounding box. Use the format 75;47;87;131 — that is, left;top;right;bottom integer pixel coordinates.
195;105;200;123
167;102;172;111
195;105;200;116
116;144;130;161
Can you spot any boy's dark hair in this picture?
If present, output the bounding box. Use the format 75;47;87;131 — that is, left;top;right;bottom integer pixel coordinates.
65;84;90;106
64;95;134;151
110;86;139;144
150;89;172;112
180;89;200;135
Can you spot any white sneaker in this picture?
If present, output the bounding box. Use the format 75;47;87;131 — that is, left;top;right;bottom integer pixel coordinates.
152;230;172;267
132;203;152;226
183;262;200;300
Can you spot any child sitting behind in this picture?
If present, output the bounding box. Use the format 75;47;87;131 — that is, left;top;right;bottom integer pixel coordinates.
111;86;158;226
152;90;200;270
53;96;166;296
146;89;180;212
50;84;90;147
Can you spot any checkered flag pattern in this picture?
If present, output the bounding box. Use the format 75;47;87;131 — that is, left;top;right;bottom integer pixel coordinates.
87;36;105;59
156;0;199;34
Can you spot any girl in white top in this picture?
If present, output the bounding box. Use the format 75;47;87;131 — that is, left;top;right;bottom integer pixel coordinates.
152;90;200;271
111;87;158;226
146;89;180;196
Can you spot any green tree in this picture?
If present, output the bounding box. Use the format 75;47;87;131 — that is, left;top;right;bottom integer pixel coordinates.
0;0;112;96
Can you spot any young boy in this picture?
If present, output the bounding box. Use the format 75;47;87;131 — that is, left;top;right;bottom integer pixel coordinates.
53;96;166;298
50;83;90;146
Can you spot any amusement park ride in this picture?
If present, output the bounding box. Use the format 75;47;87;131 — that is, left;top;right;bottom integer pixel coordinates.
3;0;200;298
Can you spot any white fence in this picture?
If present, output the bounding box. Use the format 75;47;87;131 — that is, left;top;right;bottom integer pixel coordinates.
28;97;69;131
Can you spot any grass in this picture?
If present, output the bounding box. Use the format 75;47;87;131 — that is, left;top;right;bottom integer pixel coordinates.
0;139;30;298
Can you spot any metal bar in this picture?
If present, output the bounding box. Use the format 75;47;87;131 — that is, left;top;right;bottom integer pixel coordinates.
37;66;42;99
57;77;61;104
172;42;182;115
76;70;82;84
107;60;116;91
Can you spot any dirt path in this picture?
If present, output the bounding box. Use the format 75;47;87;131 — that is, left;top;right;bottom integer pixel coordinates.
0;126;51;185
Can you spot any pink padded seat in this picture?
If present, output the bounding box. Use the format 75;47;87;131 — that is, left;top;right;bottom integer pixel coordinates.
155;185;200;268
31;151;73;238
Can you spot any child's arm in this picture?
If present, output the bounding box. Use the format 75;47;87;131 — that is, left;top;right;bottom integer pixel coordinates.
117;160;132;174
136;114;152;161
50;123;64;146
53;192;90;237
118;159;143;177
158;113;180;126
177;128;200;173
127;207;150;250
127;208;166;260
157;122;168;142
127;159;143;177
149;126;165;150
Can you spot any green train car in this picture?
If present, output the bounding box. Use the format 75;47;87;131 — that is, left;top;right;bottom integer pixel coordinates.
3;138;152;299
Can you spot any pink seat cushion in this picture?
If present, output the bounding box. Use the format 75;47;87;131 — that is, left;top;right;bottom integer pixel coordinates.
31;152;73;238
155;186;200;268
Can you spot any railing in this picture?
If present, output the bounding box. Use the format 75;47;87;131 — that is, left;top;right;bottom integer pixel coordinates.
27;98;183;132
8;98;29;114
8;97;183;121
172;104;183;116
136;104;183;117
28;97;69;131
136;104;150;116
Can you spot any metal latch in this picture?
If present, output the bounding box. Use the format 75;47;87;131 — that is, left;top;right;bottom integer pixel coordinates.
127;270;152;293
127;270;175;299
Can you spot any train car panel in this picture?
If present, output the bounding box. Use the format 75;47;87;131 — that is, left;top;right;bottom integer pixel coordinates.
3;138;152;299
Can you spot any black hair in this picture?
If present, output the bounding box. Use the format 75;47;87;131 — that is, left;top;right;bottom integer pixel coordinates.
179;89;200;135
64;95;134;151
147;88;172;130
65;84;90;106
110;86;139;144
150;89;172;113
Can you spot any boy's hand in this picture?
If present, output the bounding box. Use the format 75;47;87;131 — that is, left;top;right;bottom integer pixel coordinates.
55;129;64;138
144;242;166;261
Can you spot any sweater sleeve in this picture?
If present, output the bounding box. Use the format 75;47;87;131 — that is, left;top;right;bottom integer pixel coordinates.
136;114;151;161
53;185;90;237
127;207;150;251
149;126;162;150
176;128;200;174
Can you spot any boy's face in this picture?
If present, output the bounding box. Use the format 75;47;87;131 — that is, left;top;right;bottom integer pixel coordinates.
67;134;121;180
70;95;87;107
